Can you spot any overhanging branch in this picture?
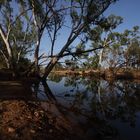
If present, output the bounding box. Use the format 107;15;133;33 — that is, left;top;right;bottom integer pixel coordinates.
61;46;103;57
46;46;103;58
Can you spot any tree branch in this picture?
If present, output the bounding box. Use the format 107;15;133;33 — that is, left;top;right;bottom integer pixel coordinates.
61;46;103;57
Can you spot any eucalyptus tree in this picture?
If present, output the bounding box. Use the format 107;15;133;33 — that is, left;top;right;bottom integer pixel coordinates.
124;26;140;69
126;41;140;69
0;0;35;74
85;14;123;69
85;11;140;70
0;0;117;79
104;26;140;69
31;0;117;80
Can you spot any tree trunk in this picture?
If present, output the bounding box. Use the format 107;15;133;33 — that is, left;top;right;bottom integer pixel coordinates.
98;48;104;68
42;57;58;81
0;50;10;68
40;0;113;81
0;24;13;69
42;80;56;102
34;40;40;76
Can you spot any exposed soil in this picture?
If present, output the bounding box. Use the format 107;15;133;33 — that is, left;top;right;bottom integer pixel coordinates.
0;100;82;140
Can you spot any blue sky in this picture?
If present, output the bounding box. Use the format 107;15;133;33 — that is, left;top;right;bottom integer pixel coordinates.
105;0;140;32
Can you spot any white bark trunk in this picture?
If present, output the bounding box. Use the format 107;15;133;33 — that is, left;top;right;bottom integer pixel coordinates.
0;25;12;68
98;48;104;68
0;25;12;58
0;50;10;68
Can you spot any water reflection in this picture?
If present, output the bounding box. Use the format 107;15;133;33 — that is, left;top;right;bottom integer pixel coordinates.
0;76;140;140
46;76;140;140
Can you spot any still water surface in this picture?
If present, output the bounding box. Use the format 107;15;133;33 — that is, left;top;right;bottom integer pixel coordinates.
0;75;140;140
32;75;140;140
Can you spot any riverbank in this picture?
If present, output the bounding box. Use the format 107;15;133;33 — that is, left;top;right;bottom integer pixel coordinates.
52;68;140;80
0;68;140;80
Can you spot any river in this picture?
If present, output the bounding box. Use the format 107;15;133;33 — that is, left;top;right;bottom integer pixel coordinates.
0;75;140;140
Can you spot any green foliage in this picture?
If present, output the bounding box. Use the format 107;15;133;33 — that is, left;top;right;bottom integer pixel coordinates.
83;13;140;69
53;62;63;70
0;0;118;77
98;15;123;31
75;43;86;55
83;55;99;69
0;0;36;74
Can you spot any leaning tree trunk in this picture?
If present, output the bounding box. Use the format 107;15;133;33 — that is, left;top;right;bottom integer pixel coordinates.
42;57;58;81
34;39;41;77
41;0;114;81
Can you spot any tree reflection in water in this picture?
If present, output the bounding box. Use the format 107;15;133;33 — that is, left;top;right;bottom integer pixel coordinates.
32;76;140;140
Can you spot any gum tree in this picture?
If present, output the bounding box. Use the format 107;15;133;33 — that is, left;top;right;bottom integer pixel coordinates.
0;0;35;75
0;0;117;79
31;0;117;80
85;14;123;69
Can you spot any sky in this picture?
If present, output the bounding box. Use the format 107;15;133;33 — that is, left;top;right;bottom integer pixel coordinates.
104;0;140;32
